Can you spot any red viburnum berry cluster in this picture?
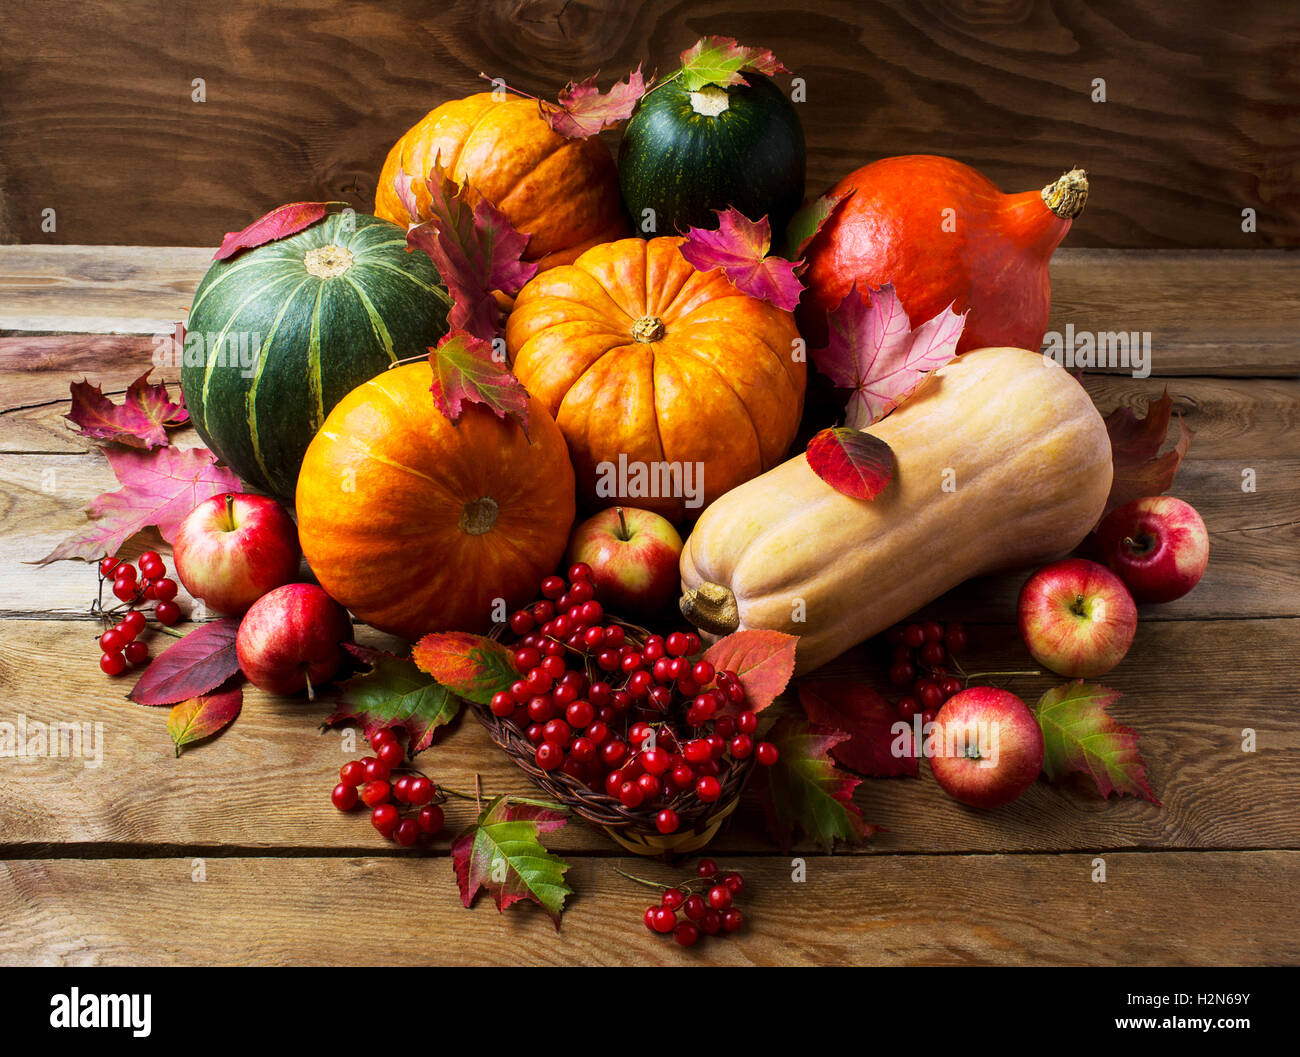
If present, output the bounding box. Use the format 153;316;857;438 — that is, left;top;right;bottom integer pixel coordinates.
94;552;181;675
492;563;779;833
886;619;968;724
643;859;746;947
332;727;445;847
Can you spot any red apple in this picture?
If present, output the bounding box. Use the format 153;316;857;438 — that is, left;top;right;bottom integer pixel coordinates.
236;584;353;698
173;492;301;615
566;506;683;616
928;687;1044;809
1096;495;1208;603
1017;558;1137;678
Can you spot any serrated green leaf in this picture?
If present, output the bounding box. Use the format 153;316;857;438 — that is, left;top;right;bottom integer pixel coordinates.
326;645;461;754
1035;681;1160;804
411;631;517;705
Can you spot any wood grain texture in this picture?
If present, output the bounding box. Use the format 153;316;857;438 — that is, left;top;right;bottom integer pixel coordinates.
1;617;1296;854
0;1;1297;248
1;852;1295;965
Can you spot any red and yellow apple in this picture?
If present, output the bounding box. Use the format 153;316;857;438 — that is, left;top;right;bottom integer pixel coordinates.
173;493;300;615
1017;558;1137;677
567;506;683;617
236;583;353;698
1096;495;1209;603
927;687;1044;809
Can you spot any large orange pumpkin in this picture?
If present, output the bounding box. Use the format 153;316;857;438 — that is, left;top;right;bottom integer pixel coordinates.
375;93;628;270
506;237;805;522
295;363;575;640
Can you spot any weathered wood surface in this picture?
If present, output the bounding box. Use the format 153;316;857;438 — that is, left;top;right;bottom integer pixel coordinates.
1;1;1297;249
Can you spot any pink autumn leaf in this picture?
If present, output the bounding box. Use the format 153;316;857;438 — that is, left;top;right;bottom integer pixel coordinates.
213;201;343;260
427;330;531;436
805;427;894;501
812;283;967;429
678;208;803;311
543;65;648;138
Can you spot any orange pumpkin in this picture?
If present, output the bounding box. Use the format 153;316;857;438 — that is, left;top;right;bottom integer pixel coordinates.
295;363;575;640
375;93;628;270
506;237;806;522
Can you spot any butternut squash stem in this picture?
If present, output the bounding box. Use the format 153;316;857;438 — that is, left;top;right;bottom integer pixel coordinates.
679;582;740;636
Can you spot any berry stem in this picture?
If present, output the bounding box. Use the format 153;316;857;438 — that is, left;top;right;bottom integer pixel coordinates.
614;866;674;891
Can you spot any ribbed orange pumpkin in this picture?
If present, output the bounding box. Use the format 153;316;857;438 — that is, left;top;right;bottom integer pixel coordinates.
295;363;575;640
375;93;628;270
506;237;805;522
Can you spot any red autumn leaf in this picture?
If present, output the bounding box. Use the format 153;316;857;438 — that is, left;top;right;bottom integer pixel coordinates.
678;36;789;92
798;680;918;778
411;631;518;705
397;166;538;341
326;644;462;754
1034;681;1160;804
66;369;188;449
543;65;648;138
427;330;531;436
805;426;894;500
700;629;798;714
33;446;242;564
213;201;345;261
812;283;967;429
452;795;572;929
753;713;876;852
781;189;854;264
678;208;804;311
1103;389;1193;514
129;619;242;706
166;681;243;756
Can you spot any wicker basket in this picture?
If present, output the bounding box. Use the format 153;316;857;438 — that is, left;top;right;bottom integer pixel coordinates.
470;701;754;857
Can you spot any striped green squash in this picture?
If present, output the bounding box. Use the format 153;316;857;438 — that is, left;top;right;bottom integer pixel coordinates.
182;212;450;500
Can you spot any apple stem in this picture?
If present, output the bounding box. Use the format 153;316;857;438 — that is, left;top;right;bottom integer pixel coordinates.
304;670;315;702
616;506;630;542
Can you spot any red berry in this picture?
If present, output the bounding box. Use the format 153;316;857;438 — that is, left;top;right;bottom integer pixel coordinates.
155;600;181;625
568;562;593;582
360;780;391;807
124;641;149;665
121;610;147;637
755;742;779;766
376;740;404;768
656;808;679;834
643;906;659;932
902;624;926;648
737;711;757;735
684;633;701;654
673;922;700;947
684;894;707;920
99;651;127;676
940;677;964;699
525;723;544;744
897;696;921;721
690;660;715;685
618;781;644;809
636;773;661;800
527;695;554;724
362;757;390;783
394;819;419;847
722;871;745;893
603;625;625;648
922;619;944;643
417;804;444;835
112;578;137;603
650;906;676;934
944;622;968;651
331;783;358;811
921;709;939;726
372;730;401;750
665;631;689;657
721;908;744;933
542;719;570;745
695;776;722;803
540;575;566;599
407;775;434;806
660;887;685;910
535;742;563;770
729;734;753;760
99;556;121;577
920;641;947;667
918;681;944;710
707;884;733;910
139;550;164;575
509;610;534;635
339;761;365;787
701;910;723;936
370;803;399;837
99;628;125;653
642;639;665;662
114;563;138;583
601;739;627;768
490;691;514;717
888;662;915;687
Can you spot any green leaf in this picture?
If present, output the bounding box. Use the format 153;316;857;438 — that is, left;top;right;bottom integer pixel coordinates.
677;36;789;93
411;631;517;705
326;645;461;754
1034;681;1160;804
755;713;876;851
781;189;853;264
451;796;572;929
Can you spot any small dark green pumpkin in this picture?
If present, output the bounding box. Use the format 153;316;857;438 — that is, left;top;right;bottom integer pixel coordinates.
618;73;806;238
182;213;450;500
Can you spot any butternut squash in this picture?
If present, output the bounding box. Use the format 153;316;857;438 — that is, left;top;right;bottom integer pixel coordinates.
679;347;1113;674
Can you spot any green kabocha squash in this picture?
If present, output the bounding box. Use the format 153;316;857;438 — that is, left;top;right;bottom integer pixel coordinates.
182;213;450;500
618;73;805;237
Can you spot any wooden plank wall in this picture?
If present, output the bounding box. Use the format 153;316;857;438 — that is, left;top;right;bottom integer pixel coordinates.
1;0;1297;249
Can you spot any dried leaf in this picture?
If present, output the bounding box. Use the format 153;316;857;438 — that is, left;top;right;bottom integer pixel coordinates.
754;713;876;852
1034;681;1160;804
398;166;538;341
427;330;531;436
701;630;798;714
411;631;518;705
678;36;789;92
1104;390;1193;514
811;283;966;429
781;189;853;264
452;795;572;929
213;201;344;261
805;427;894;500
543;65;647;138
66;369;188;449
678;208;803;311
129;619;242;706
34;446;242;564
167;682;243;756
798;680;918;778
326;645;461;754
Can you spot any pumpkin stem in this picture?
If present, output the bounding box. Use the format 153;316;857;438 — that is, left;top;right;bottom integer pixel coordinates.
304;244;355;278
689;85;731;117
631;316;666;343
1041;169;1089;219
459;496;500;535
679;581;740;636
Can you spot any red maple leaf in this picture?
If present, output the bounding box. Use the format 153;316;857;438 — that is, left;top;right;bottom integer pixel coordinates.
425;331;532;436
213;201;344;261
798;680;919;778
805;426;894;500
1103;389;1193;514
678;208;804;311
811;283;966;428
66;369;188;449
543;65;647;138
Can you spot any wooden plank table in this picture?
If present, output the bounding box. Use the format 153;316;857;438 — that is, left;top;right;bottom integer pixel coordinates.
1;246;1298;965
